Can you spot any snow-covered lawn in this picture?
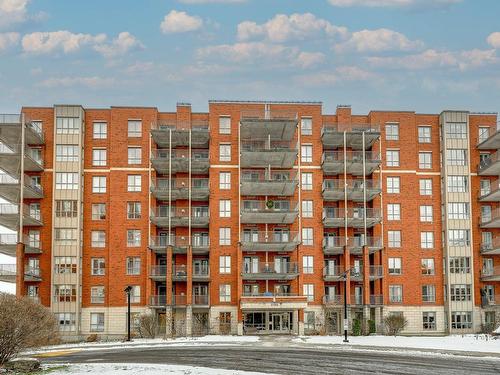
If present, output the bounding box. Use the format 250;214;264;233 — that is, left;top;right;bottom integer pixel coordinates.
42;363;272;375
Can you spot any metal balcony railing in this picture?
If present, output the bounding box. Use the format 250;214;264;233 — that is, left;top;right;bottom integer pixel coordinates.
323;236;346;248
0;203;18;215
242;200;298;213
242;262;299;277
193;266;209;278
480;207;500;228
240;110;298;121
323;295;343;305
323;207;381;228
322;123;380;134
0;114;21;124
323;265;344;279
152;119;209;130
149;295;167;306
149;235;210;250
151;178;209;200
0;233;17;245
173;265;188;279
151;206;209;228
241;200;299;224
241;140;297;153
151;149;209;160
369;265;384;279
0;264;16;275
240;231;299;252
370;295;383;305
323;179;380;191
240;169;298;196
193;295;209;305
479;152;500;175
482;267;500;280
24;266;41;280
350;294;363;305
322;151;381;164
240;140;298;168
484;295;500;306
149;265;167;278
481;237;500;254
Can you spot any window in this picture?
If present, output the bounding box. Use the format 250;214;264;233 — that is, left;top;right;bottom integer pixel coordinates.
57;313;76;331
422;285;436;302
90;286;104;304
219;144;231;162
386;150;400;167
445;123;467;139
449;257;471;274
55;200;77;218
219;200;231;218
301;172;312;190
418;126;431;143
301;145;312;163
450;285;471;301
419;179;432;196
446;149;467;166
303;284;314;302
302;200;313;218
127;230;141;247
448;229;470;246
92;203;106;220
219;227;230;245
93;122;107;139
480;179;491;196
305;311;316;332
55;228;77;243
54;257;77;274
219;116;231;134
483;232;493;249
389;285;402;303
28;230;40;249
447;176;468;193
127;120;142;137
219;172;231;190
388;258;402;275
56;145;79;162
91;231;106;248
127;202;141;219
92;176;106;193
56;117;79;134
420;232;434;249
451;312;472;329
386;177;400;194
126;257;141;275
219;284;231;302
387;204;401;220
419;152;432;169
301;117;312;135
55;172;79;190
385;123;399;141
219;255;231;274
421;259;435;275
420;205;433;222
482;206;492;223
303;256;313;274
423;312;436;330
92;148;107;166
54;284;77;302
129;286;141;303
479;127;490;143
302;228;313;246
127;175;141;192
127;147;142;164
388;230;401;248
448;203;469;220
91;258;105;275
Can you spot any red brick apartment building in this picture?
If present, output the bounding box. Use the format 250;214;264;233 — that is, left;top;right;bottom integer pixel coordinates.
0;101;498;339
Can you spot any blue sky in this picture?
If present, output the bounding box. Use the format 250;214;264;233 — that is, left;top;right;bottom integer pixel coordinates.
1;0;500;114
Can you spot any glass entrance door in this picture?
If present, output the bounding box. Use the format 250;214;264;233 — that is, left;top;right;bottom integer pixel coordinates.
270;312;290;332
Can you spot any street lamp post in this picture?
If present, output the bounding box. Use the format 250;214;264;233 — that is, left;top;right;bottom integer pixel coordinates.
341;268;353;343
124;286;132;342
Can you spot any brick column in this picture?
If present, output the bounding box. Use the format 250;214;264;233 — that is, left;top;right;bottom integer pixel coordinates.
236;243;243;335
165;245;173;337
362;246;370;305
15;242;25;297
186;245;193;336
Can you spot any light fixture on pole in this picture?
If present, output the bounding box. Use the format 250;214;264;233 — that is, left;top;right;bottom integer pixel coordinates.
124;286;133;342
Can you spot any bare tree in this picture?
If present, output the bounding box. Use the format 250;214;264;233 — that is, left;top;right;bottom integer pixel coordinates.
137;312;160;339
0;293;59;364
383;314;408;336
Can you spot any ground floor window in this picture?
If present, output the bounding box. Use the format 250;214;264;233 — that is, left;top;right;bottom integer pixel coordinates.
304;311;315;332
243;311;294;334
451;311;472;329
219;312;231;334
56;312;76;332
90;312;105;332
422;312;436;330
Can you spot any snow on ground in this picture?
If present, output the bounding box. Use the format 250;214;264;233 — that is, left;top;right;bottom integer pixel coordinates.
43;363;273;375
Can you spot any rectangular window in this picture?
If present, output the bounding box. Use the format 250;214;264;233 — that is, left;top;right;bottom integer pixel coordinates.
447;176;468;193
129;286;141;303
56;117;79;134
92;176;106;193
420;205;433;222
219;227;230;245
301;145;313;163
419;152;432;169
55;200;77;218
386;177;400;194
420;232;434;249
388;257;402;275
219;200;231;218
127;175;141;192
219;172;231;190
127;202;141;219
385;123;399;141
448;203;469;220
219;255;231;274
388;230;401;248
54;228;77;243
301;172;312;190
446;149;467;166
303;256;314;274
91;258;105;276
448;229;470;246
127;229;141;247
418;126;431;143
450;285;472;301
126;257;141;275
301;118;312;135
90;286;105;304
419;179;432;196
302;228;313;246
302;200;313;218
386;150;400;167
219;116;231;134
54;257;77;274
92;148;107;166
479;127;490;143
92;203;106;220
91;231;106;248
55;172;79;190
422;285;436;303
93;122;107;139
423;312;436;330
387;203;401;221
303;284;314;302
445;123;467;139
219;284;231;302
449;257;471;274
57;313;76;332
219;144;231;162
56;145;79;162
451;312;472;329
54;284;77;302
127;147;142;165
389;285;403;303
127;120;142;137
421;258;435;275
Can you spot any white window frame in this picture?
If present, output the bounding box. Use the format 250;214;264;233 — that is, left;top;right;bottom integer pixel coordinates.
388;230;401;248
219;172;231;190
127;175;142;192
219;143;231;162
127;229;141;247
92;176;106;193
419;179;432;196
92;148;107;166
420;232;434;249
301;172;313;191
127;120;142;137
420;205;433;222
302;200;313;218
385;123;399;141
219;255;231;274
418;126;431;143
419;152;432;169
303;255;314;274
127;147;142;165
301;144;313;163
386;176;400;194
93;122;107;139
301;117;312;135
302;228;313;246
219;200;231;218
219;116;231;134
219;227;230;246
386;150;400;167
387;203;401;221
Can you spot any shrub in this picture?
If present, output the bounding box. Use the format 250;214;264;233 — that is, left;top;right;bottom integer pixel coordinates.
384;314;408;336
368;319;376;334
352;318;362;336
0;293;59;364
137;312;160;339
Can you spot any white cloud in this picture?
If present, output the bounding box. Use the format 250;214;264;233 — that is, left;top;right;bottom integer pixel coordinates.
22;30;106;54
179;0;246;3
197;41;297;62
0;31;19;50
93;32;143;59
0;0;28;28
37;76;115;89
295;66;377;87
487;32;500;49
295;51;325;68
237;13;348;42
160;10;203;34
328;0;461;8
335;28;423;52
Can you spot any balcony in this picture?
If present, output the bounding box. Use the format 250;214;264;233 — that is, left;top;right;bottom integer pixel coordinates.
323;207;382;228
323;295;343;306
149;295;188;308
241;200;299;224
322;179;381;202
151;121;209;148
322;123;380;150
149;235;210;254
479;180;500;202
349;236;383;255
150;206;209;228
480;208;500;228
241;170;298;196
240;140;297;168
173;265;188;281
193;266;210;282
0;174;43;203
0;145;44;177
0;233;17;256
0;115;44;145
192;294;209;307
323;236;345;255
149;265;166;281
151;178;209;201
24;235;42;254
369;265;384;280
477;130;500;150
240;293;308;310
0;203;43;231
241;262;299;280
370;294;383;305
479;152;500;176
151;149;209;174
322;151;381;176
481;238;500;255
240;231;299;252
0;264;15;283
484;295;500;307
350;294;363;306
24;266;41;282
240;110;297;141
481;267;500;281
350;268;363;282
323;265;344;282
